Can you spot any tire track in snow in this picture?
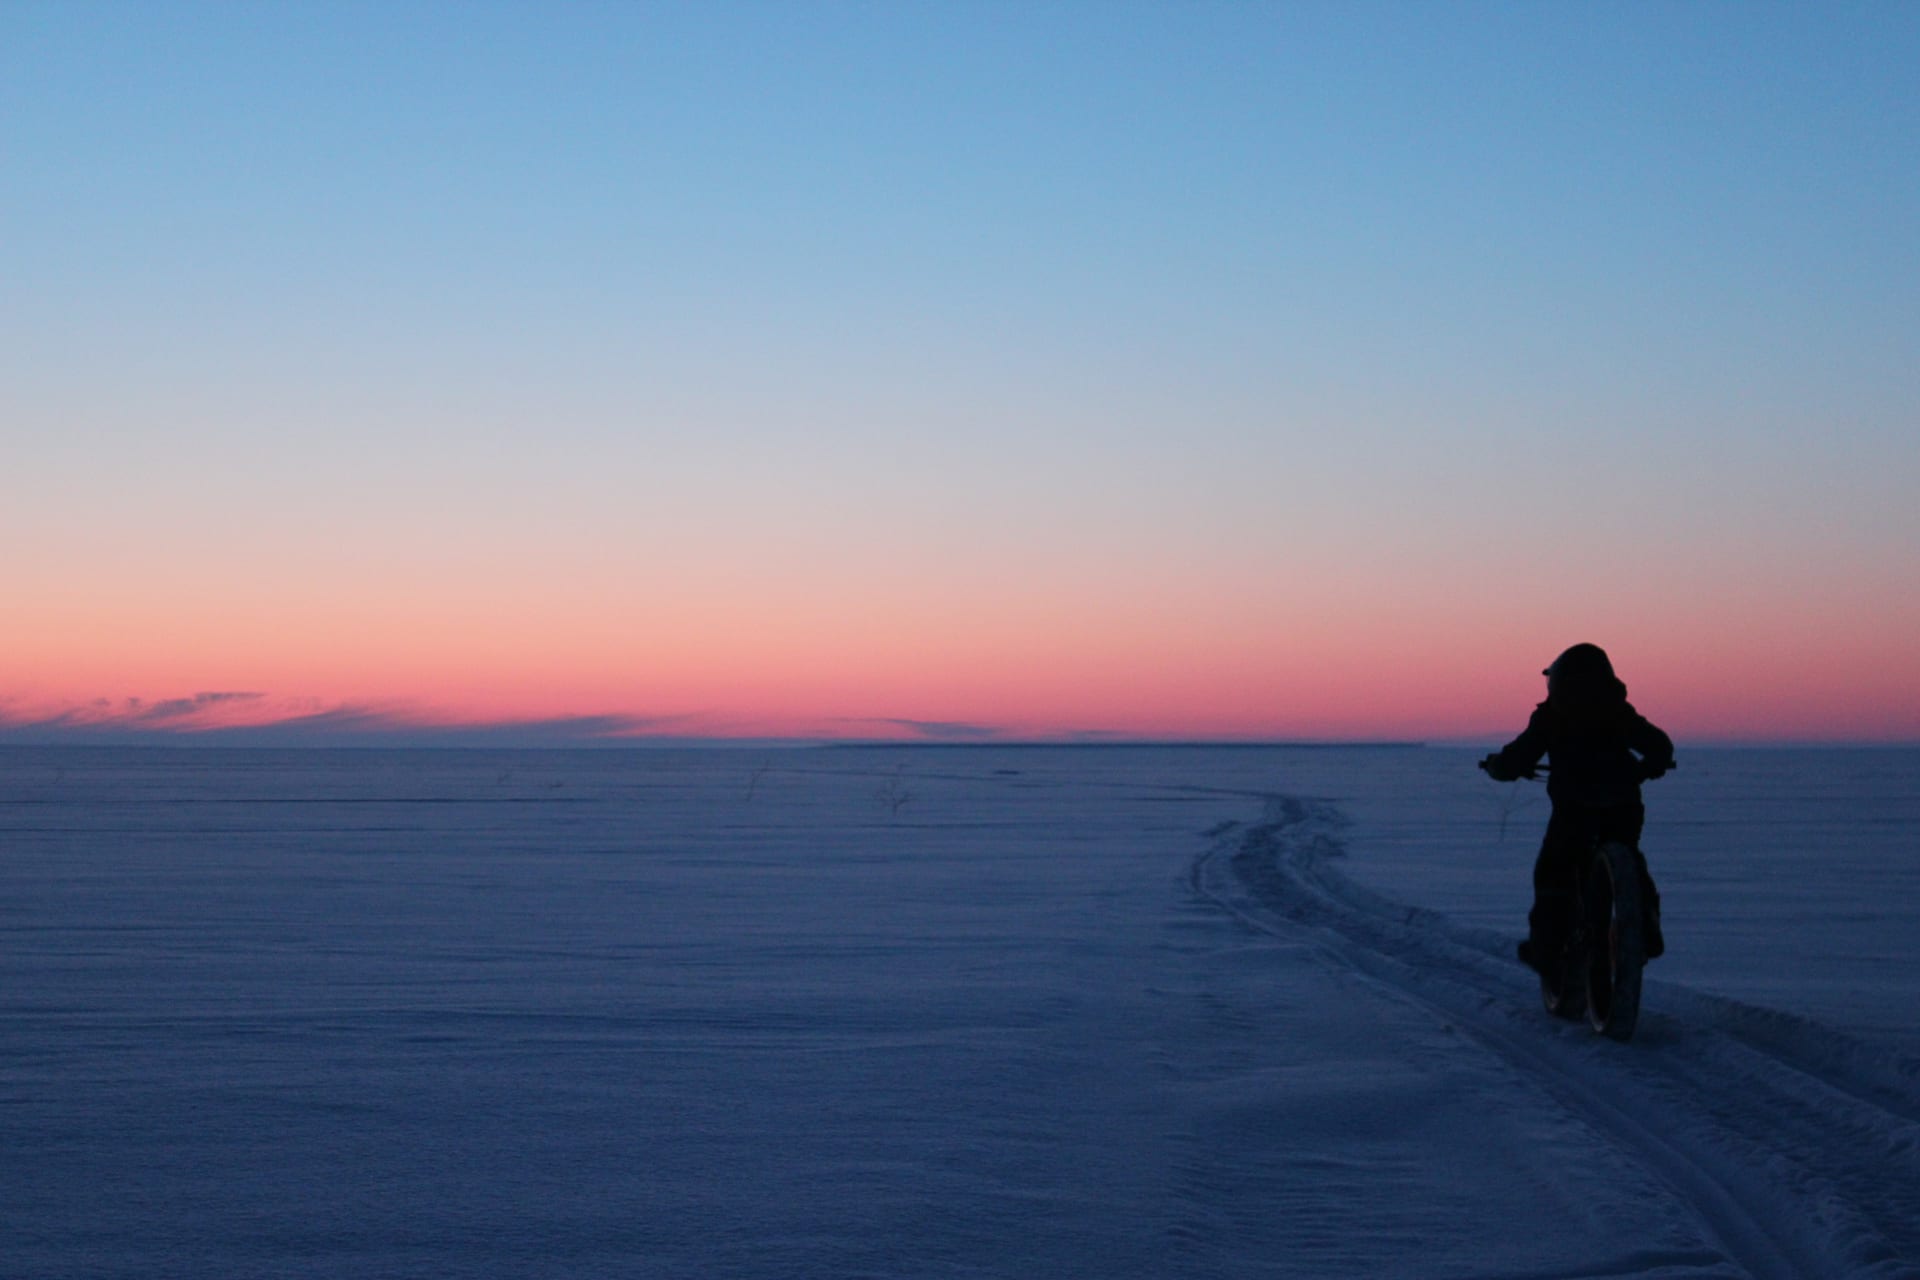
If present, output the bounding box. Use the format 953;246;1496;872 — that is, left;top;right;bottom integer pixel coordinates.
1191;798;1920;1280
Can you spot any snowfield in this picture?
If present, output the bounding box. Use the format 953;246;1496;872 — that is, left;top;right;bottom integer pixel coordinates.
3;745;1916;1278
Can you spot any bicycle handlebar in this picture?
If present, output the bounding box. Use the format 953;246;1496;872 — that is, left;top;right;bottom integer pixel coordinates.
1478;756;1674;783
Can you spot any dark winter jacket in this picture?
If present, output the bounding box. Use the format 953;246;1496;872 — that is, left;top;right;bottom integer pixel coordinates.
1489;700;1675;808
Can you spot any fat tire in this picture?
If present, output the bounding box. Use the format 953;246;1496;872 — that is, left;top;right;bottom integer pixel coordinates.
1584;841;1646;1041
1543;973;1587;1020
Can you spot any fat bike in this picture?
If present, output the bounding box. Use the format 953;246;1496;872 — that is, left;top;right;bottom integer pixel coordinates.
1479;760;1651;1043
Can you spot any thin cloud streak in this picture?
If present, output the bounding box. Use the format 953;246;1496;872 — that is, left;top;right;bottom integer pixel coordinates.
841;718;1010;743
127;692;269;726
0;698;706;748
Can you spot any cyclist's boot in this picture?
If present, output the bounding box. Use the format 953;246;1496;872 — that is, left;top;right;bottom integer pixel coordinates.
1525;890;1576;995
1527;892;1574;958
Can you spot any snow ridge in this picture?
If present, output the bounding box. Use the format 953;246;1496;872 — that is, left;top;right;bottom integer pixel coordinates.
1192;797;1920;1280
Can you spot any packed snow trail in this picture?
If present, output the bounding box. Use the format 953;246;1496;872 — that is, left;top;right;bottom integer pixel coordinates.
1192;797;1920;1280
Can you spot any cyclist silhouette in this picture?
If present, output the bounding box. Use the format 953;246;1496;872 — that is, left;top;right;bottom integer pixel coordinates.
1480;644;1675;981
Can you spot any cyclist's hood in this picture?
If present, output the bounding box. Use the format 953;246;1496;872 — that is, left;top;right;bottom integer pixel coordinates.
1544;643;1628;714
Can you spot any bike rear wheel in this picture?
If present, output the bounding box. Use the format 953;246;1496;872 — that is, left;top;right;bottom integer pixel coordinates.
1583;841;1646;1041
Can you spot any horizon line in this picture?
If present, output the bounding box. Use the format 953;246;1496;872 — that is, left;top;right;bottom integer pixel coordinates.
3;731;1915;752
4;696;1914;751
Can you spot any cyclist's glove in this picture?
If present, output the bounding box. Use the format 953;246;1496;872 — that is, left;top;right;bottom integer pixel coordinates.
1479;754;1522;782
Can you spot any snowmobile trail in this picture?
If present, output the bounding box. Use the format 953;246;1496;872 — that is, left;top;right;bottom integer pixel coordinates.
1191;798;1920;1280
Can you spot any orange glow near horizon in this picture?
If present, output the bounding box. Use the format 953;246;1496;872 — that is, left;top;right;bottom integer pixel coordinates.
9;507;1918;743
10;619;1917;744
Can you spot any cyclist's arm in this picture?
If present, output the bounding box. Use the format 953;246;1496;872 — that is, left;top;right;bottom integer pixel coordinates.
1626;706;1675;778
1482;705;1550;780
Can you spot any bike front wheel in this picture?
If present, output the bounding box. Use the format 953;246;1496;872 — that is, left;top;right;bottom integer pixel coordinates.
1583;841;1646;1041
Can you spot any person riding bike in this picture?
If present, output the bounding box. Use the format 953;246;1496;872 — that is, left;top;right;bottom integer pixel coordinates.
1479;643;1675;981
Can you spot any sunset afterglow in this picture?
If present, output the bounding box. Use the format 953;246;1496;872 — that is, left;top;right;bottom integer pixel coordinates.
5;5;1917;744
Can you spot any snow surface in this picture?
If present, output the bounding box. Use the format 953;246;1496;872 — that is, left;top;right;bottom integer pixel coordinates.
2;745;1916;1278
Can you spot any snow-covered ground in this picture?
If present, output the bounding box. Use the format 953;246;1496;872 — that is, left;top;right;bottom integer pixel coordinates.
3;745;1916;1278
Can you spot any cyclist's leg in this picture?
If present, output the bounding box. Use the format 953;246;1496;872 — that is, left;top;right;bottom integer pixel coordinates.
1525;807;1585;973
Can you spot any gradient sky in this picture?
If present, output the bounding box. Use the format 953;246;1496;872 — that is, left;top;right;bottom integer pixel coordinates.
5;2;1917;743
